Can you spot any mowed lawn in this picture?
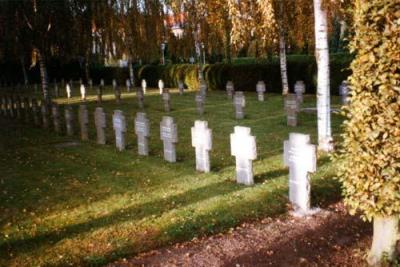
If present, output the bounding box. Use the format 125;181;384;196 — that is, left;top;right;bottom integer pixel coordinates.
0;87;343;266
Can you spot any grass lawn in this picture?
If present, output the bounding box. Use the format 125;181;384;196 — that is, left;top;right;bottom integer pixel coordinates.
0;86;344;266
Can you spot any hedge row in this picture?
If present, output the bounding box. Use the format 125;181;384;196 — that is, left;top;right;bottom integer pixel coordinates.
1;54;352;95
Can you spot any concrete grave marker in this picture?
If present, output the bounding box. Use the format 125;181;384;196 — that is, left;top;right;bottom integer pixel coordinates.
339;81;349;105
234;91;246;119
230;126;257;185
40;102;49;128
113;80;121;104
160;116;178;162
8;96;14;118
178;80;184;95
141;79;147;94
15;96;22;120
100;79;105;87
195;93;205;115
226;81;234;99
256;81;266;101
162;92;171;112
191;120;212;172
51;104;62;133
126;79;131;92
284;133;317;216
80;84;86;101
285;94;299;127
79;105;89;141
134;112;150;156
31;98;40;126
158;79;165;95
294;81;306;103
112;110;127;151
97;82;103;104
66;83;72;99
54;81;59;98
137;87;145;109
94;107;107;144
64;105;75;136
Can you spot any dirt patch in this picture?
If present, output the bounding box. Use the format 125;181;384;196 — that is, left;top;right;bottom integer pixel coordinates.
110;202;372;267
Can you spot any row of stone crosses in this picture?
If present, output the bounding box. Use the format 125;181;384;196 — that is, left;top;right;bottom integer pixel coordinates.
0;81;349;216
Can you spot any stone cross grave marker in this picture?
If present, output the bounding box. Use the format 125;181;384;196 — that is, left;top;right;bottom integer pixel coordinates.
113;80;121;104
100;79;105;87
112;110;127;151
137;87;145;109
162;91;171;112
226;81;234;99
199;79;207;96
54;81;59;98
94;107;107;144
126;79;131;92
51;104;61;133
31;98;40;126
191;120;212;172
97;82;103;104
294;81;305;103
160;116;178;162
285;94;299;127
230;126;257;185
134;112;150;156
66;83;72;99
234;91;246;119
141;79;147;94
339;80;349;105
23;97;31;124
178;80;184;95
64;105;75;136
284;133;317;216
158;79;165;95
8;96;14;118
79;105;89;141
256;81;266;101
195;93;205;115
80;84;86;101
40;102;49;128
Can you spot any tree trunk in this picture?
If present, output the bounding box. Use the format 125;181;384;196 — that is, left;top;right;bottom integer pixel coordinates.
20;56;29;86
313;0;333;152
279;33;289;95
85;49;90;83
368;216;399;266
224;23;232;64
37;50;50;103
129;58;134;86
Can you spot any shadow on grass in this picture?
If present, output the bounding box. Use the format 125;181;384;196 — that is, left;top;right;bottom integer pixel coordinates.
0;180;245;258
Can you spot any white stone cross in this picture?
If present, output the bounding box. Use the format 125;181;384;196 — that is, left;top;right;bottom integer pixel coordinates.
162;92;171;112
141;79;147;94
134;112;150;156
160;116;178;162
126;79;131;92
294;81;305;103
285;94;299;127
234;91;246;119
158;79;165;95
94;107;107;144
66;83;72;99
226;81;234;99
112;110;127;151
284;133;317;216
191;120;212;172
256;81;266;101
230;126;257;185
80;84;86;101
79;105;89;141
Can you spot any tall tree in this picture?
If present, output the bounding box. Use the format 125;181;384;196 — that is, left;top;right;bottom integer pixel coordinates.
337;0;400;265
313;0;333;151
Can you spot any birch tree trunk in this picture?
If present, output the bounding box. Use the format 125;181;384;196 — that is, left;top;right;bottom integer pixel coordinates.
37;49;50;103
279;33;289;95
368;216;399;266
313;0;333;152
128;58;135;86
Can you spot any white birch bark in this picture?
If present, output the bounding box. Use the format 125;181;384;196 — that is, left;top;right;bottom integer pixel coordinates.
313;0;333;151
279;33;289;95
368;216;400;266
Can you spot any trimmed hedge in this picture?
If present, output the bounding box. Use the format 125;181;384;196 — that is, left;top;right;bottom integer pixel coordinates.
0;54;352;95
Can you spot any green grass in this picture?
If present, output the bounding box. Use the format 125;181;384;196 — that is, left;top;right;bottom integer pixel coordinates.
0;87;343;266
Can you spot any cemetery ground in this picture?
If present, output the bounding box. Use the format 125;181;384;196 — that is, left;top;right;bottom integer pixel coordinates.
0;87;369;266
